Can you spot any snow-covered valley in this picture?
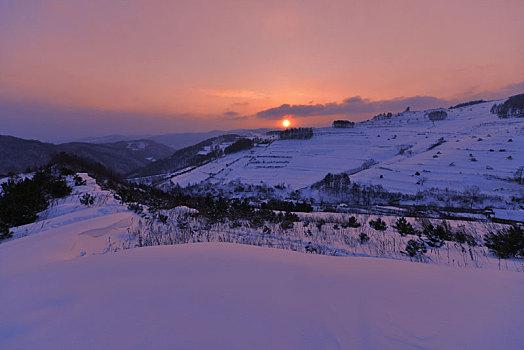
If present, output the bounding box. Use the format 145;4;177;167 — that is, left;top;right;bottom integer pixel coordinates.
142;101;523;215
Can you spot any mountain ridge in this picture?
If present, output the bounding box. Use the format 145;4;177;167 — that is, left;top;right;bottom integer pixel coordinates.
0;135;174;175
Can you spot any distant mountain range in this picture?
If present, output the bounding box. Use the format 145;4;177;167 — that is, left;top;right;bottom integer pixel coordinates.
0;136;174;175
128;134;242;178
74;129;270;150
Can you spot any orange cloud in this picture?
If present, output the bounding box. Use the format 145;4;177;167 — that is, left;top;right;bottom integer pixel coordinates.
202;89;266;99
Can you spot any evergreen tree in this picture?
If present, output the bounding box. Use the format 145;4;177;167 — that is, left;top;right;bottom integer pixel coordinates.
484;226;524;259
359;232;370;244
403;239;427;258
393;217;416;236
369;217;387;231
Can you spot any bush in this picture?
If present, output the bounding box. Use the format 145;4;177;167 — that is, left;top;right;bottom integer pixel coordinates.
280;221;294;230
79;193;95;206
0;223;13;240
484;226;524;259
419;220;452;248
359;232;370;244
403;239;427;258
369;217;387;231
452;229;477;246
305;242;318;253
424;229;445;248
128;203;143;214
74;175;87;186
393;217;416;236
342;216;361;228
427;137;446;151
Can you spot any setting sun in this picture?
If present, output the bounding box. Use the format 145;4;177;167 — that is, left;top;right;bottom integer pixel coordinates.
282;119;291;128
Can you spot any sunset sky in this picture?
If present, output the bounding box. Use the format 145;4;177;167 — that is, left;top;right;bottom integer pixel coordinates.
1;0;523;141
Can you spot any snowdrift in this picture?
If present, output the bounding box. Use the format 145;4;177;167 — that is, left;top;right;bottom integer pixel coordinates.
1;243;523;349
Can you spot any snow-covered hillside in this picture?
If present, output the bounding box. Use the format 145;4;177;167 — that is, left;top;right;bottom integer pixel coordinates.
1;243;523;349
163;101;523;205
1;173;523;349
0;173;141;273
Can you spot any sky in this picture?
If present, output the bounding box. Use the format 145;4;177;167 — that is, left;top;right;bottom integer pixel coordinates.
1;0;523;142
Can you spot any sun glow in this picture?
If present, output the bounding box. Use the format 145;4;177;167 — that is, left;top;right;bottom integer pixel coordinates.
282;119;291;128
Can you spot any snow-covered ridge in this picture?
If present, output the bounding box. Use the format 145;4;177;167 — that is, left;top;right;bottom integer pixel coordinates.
0;173;142;274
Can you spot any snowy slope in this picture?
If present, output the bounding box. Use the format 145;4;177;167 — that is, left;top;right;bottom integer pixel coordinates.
1;173;523;349
1;243;523;349
165;101;523;203
0;173;140;274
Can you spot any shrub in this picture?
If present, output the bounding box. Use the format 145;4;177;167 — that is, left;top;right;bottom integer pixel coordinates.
484;226;524;259
74;175;87;186
369;217;387;231
79;193;95;206
156;214;168;224
452;229;477;246
403;239;427;258
0;223;13;240
229;221;242;229
284;212;297;221
359;232;370;244
393;217;416;236
305;242;318;253
128;203;143;214
280;220;294;230
427;137;446;151
419;220;453;248
342;216;361;228
424;229;445;248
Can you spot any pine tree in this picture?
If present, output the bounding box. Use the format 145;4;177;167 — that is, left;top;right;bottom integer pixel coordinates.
359;232;370;244
403;239;427;258
393;217;416;236
484;226;524;259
